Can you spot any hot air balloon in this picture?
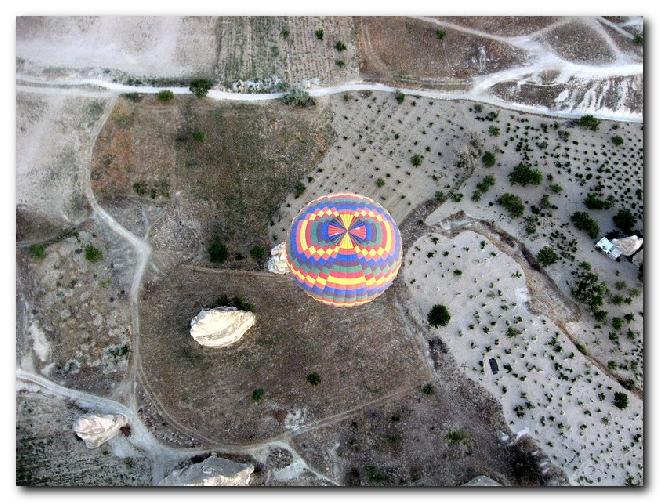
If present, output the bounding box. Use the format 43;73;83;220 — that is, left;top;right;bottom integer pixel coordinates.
286;192;402;307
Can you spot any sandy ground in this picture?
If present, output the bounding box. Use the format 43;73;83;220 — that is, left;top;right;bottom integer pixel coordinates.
402;230;642;485
16;91;113;241
425;108;643;392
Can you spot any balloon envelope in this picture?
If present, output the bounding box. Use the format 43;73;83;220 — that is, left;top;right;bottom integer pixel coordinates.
286;192;402;307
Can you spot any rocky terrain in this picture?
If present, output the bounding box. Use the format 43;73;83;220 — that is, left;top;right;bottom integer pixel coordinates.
16;16;643;487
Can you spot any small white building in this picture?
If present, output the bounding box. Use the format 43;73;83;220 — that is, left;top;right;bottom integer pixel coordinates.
595;237;621;259
595;235;643;261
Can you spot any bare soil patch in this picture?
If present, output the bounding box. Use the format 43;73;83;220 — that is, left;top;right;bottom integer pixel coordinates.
355;17;527;89
138;266;428;445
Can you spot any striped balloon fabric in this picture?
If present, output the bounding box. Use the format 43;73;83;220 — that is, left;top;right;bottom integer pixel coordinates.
286;192;402;307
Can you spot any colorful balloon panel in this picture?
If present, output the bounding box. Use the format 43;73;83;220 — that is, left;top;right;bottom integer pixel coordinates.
286;192;402;307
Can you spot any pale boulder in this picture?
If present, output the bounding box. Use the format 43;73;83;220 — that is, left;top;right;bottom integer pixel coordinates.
73;413;128;449
462;475;501;486
159;455;254;486
267;242;289;274
190;307;255;348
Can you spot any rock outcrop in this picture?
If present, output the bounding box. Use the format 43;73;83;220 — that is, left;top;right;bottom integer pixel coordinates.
267;242;289;274
462;475;501;486
190;307;255;348
73;413;128;449
158;455;254;486
611;235;643;257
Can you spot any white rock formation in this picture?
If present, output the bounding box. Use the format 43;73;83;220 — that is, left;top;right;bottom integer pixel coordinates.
611;235;643;257
267;242;289;274
158;455;254;486
190;307;255;348
462;475;501;486
73;413;128;449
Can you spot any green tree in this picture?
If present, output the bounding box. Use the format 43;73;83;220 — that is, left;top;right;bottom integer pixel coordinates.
508;163;542;186
157;90;174;102
571;212;599;239
252;388;265;402
208;236;228;264
578;114;600;131
428;304;450;327
189;79;213;98
250;245;266;262
613;209;636;234
537;246;559;267
584;193;614;210
497;193;524;218
613;392;628;409
482;151;496;167
84;245;103;263
28;243;46;260
307;372;321;385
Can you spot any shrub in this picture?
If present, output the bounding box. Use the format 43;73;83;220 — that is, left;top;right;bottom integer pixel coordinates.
281;27;290;38
335;60;345;67
189;79;213;98
335;41;347;51
133;181;147;196
252;388;265;402
394;90;405;104
294;181;306;199
376;177;385;188
571;212;599;239
482;151;496;167
557;129;570;141
84;245;103;263
508;163;542;186
314;28;324;40
612;135;624;146
435;29;446;40
506;326;522;338
28;243;46;260
192;130;205;142
249;245;266;262
428;304;450;327
446;429;469;445
280;88;315;107
572;265;608;311
307;372;321;385
549;183;563;194
537;246;559;267
453;269;462;276
422;383;434;394
411;154;423;167
488;125;500;136
497;193;524;218
122;92;142;102
613;392;628;409
578;114;600;131
157;90;174;102
633;33;643;45
476;175;495;193
612;317;623;330
613;209;635;234
584;193;614;210
208;236;228;264
575;342;587;354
